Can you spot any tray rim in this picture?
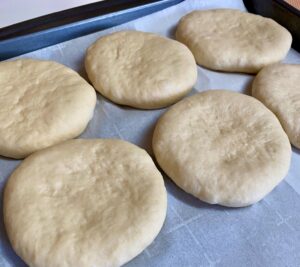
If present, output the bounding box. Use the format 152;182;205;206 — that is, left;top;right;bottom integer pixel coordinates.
0;0;183;60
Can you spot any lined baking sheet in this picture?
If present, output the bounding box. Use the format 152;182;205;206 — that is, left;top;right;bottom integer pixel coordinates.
1;0;300;266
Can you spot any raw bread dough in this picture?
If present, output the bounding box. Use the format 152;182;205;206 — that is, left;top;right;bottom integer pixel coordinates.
85;30;197;109
4;139;167;267
0;59;96;159
176;9;292;73
252;64;300;148
153;90;291;207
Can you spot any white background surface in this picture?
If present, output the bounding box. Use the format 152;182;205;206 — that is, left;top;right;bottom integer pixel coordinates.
0;0;103;28
0;0;300;266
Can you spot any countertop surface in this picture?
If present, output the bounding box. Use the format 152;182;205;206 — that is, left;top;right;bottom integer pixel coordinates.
0;0;103;28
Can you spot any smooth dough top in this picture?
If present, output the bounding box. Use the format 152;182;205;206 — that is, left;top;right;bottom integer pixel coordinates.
176;9;292;73
4;139;167;267
153;90;291;207
0;59;96;159
85;30;197;109
252;64;300;148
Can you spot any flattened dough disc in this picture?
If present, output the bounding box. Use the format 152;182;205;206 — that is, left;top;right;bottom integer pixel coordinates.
0;59;96;159
153;90;291;207
252;64;300;148
176;9;292;73
4;139;167;267
85;30;197;109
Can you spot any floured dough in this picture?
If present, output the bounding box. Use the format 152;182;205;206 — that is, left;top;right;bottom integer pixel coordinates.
0;59;96;159
85;30;197;109
153;90;291;207
176;9;292;73
252;64;300;148
4;139;167;267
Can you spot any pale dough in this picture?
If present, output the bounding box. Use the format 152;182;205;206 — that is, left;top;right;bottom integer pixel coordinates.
153;90;291;207
176;9;292;73
252;64;300;148
4;139;167;267
85;30;197;109
0;59;96;159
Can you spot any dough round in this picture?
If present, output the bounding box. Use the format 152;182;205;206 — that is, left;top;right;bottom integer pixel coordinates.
4;139;167;267
85;30;197;109
153;90;291;207
176;9;292;73
252;64;300;148
0;59;96;159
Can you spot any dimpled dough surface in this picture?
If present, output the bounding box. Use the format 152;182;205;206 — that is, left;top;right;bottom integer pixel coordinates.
153;90;291;207
176;9;292;73
4;139;167;267
0;59;96;159
252;64;300;148
85;30;197;109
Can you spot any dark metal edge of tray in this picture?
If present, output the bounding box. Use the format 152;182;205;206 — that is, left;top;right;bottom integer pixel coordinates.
0;0;183;60
243;0;300;52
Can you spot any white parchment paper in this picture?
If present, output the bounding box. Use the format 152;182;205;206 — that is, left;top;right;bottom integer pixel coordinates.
1;0;300;266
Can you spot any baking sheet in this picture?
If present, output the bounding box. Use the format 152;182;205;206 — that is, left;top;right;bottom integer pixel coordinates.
1;0;300;266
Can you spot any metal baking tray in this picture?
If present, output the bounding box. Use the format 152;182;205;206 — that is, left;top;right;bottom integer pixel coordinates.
0;0;183;60
244;0;300;52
